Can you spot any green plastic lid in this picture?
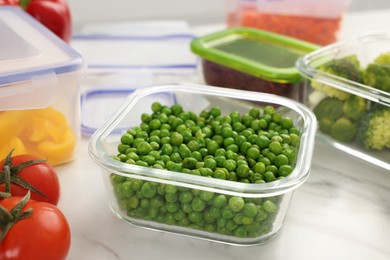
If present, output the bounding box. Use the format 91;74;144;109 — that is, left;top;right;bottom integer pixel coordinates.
191;27;319;83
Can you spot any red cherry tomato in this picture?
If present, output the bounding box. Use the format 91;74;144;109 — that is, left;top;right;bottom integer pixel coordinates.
0;155;60;205
0;196;71;260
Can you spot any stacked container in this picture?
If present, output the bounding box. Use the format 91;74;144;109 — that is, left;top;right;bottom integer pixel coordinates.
0;7;84;165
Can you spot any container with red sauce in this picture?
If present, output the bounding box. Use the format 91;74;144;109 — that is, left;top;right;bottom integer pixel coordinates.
225;0;352;45
190;27;319;102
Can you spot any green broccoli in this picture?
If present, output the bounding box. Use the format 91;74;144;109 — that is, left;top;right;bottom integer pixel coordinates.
342;95;367;121
373;51;390;65
356;105;390;150
311;55;363;100
313;97;344;121
330;117;357;143
318;117;333;134
363;63;390;92
313;96;361;142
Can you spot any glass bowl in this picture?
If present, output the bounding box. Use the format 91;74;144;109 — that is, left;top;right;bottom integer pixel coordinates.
88;83;317;245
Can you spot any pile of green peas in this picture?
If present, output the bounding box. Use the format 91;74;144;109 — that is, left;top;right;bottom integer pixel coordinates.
110;102;301;238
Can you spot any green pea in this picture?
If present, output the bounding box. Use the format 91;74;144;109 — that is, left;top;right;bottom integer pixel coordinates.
278;165;293;177
213;194;228;208
290;133;300;147
150;196;164;208
243;203;258;218
228;197;245;212
171;104;183;116
182;157;198;170
135;160;148;167
236;164;250;178
263;200;277;213
223;159;236;172
264;171;276;182
246;147;260;160
199;190;214;202
210;106;221;117
274;154;289;167
204;158;217;171
170;132;183;146
136;141;151;155
178;191;193;204
212;169;227;180
188;211;203;223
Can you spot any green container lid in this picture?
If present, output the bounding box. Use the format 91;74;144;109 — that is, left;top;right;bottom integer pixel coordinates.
191;27;320;84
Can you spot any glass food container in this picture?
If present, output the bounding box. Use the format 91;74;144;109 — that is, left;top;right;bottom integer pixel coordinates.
0;7;84;165
89;83;317;245
225;0;352;45
296;32;390;170
190;27;319;102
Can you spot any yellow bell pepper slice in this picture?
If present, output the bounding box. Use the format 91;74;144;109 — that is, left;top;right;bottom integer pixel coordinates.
0;137;27;159
0;110;32;145
36;128;76;165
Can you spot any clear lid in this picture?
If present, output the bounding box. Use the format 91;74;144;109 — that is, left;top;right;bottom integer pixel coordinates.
191;27;319;83
71;33;197;71
0;7;84;111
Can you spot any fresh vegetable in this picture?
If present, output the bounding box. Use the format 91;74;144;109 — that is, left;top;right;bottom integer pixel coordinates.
0;107;76;166
311;55;363;100
0;192;70;260
0;0;72;42
356;105;390;150
342;95;367;121
0;150;60;205
109;102;301;238
330;117;357;143
373;51;390;65
363;63;390;92
313;97;344;122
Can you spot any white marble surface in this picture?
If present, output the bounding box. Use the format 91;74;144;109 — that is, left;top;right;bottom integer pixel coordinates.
56;9;390;260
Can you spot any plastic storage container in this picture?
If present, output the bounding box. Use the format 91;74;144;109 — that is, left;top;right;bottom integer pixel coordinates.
0;7;84;165
190;27;319;102
89;83;317;245
296;32;390;171
225;0;352;45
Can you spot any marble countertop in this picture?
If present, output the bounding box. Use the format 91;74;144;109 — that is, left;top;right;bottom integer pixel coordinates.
57;9;390;260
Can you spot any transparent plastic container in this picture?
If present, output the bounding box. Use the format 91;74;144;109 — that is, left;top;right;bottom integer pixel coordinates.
190;27;319;102
225;0;352;45
0;7;84;165
296;32;390;170
88;83;317;245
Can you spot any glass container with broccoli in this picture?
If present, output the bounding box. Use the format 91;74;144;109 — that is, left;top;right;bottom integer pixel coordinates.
296;33;390;171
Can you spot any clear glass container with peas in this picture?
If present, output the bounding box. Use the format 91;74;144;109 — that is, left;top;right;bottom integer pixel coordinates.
89;83;317;245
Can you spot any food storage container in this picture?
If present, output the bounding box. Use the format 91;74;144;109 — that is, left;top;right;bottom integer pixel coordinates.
0;7;84;165
89;83;317;245
225;0;352;45
190;27;319;102
296;32;390;170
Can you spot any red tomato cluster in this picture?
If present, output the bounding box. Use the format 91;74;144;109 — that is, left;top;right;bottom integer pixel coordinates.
0;152;71;260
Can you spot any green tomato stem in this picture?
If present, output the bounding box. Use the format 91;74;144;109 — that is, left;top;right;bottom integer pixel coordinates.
0;191;33;243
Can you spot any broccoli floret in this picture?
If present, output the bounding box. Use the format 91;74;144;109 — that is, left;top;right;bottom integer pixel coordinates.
313;97;344;121
363;63;390;92
318;117;333;134
356;105;390;150
330;117;357;143
342;95;367;121
311;55;363;100
373;51;390;65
